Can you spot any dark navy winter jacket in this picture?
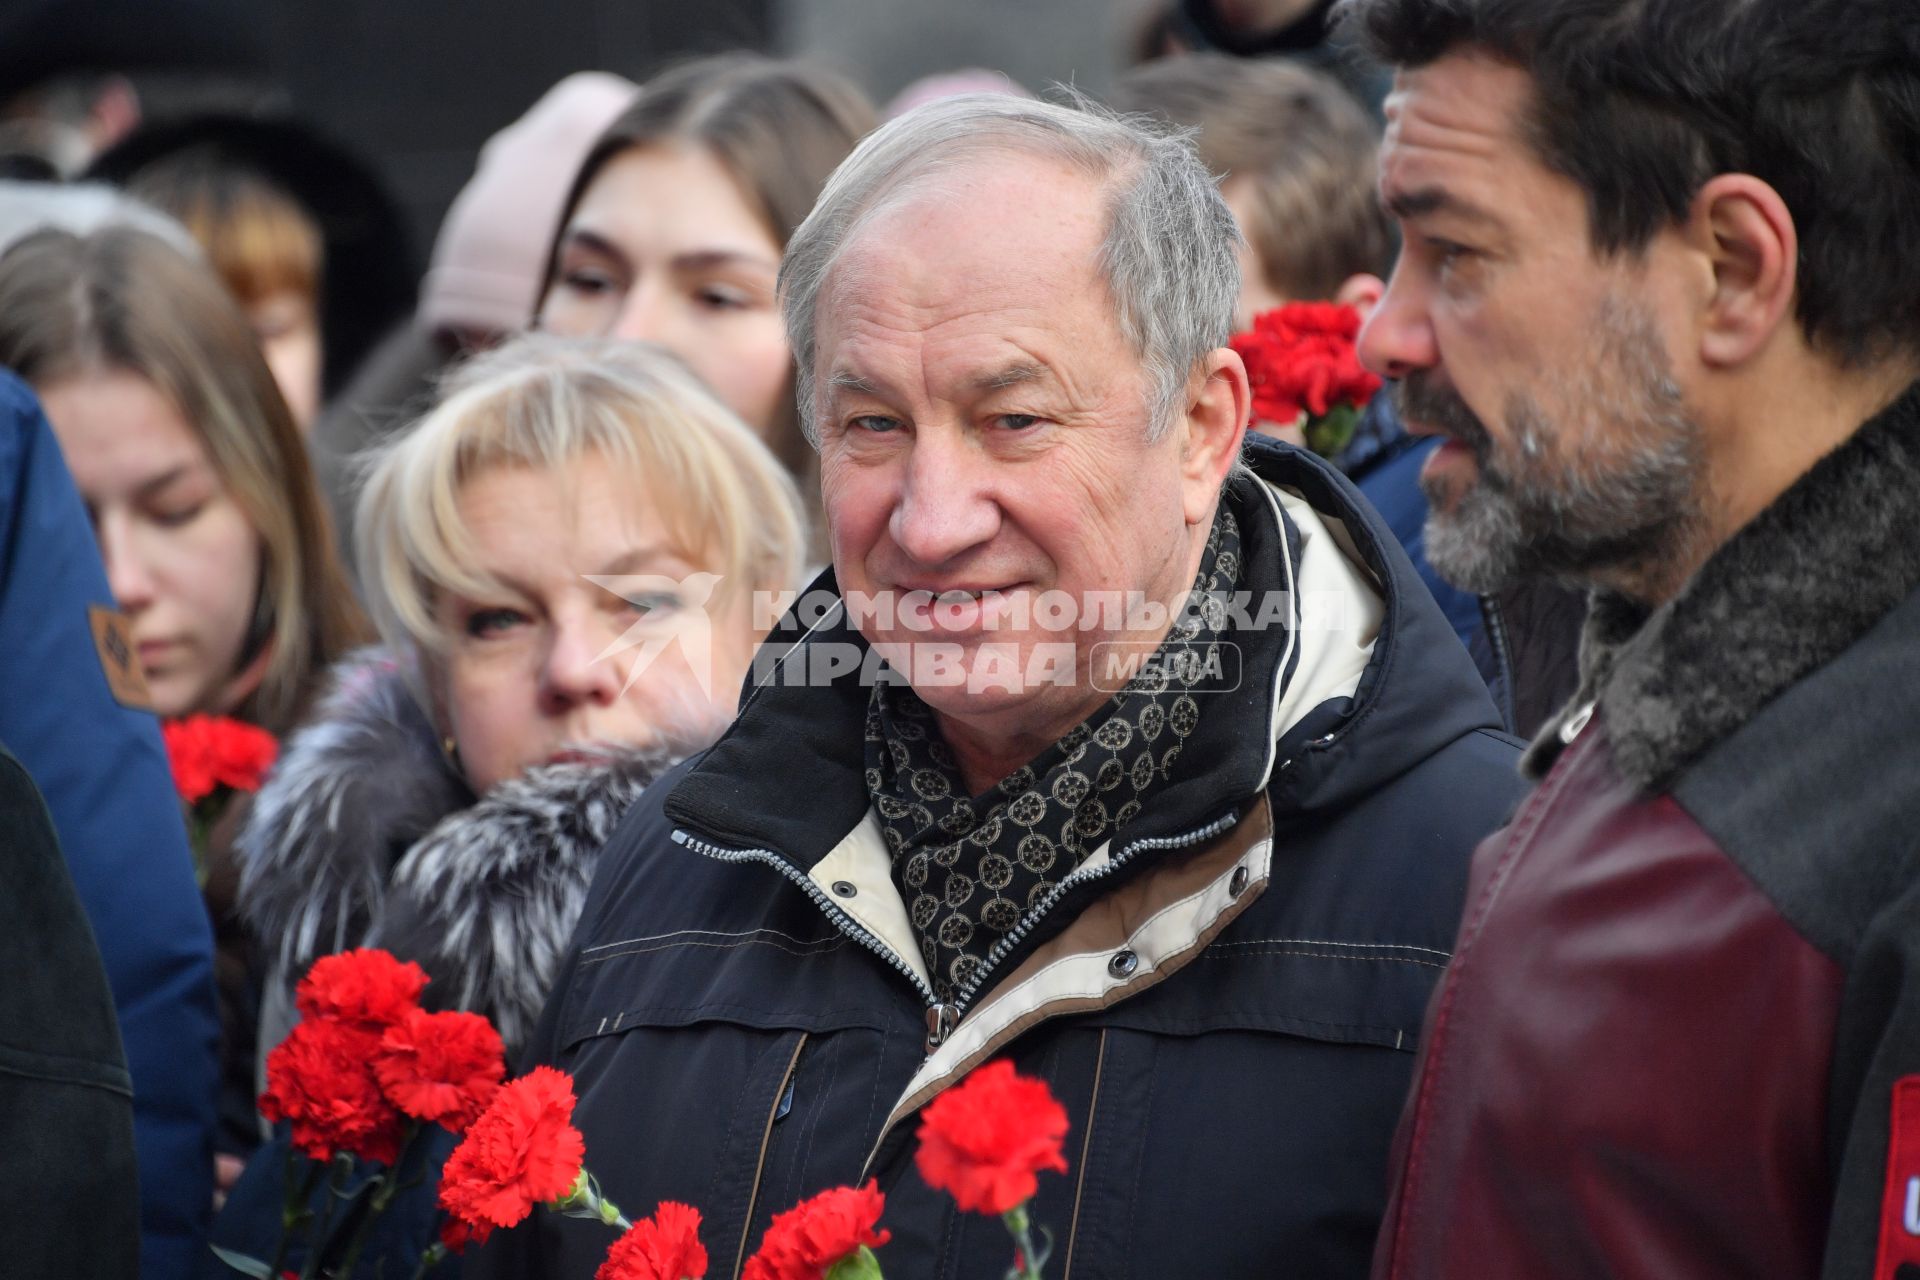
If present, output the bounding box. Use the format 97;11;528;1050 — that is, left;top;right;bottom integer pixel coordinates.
472;439;1528;1279
0;370;220;1280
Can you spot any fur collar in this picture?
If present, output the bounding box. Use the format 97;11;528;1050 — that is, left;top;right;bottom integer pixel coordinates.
1527;381;1920;789
237;648;677;1051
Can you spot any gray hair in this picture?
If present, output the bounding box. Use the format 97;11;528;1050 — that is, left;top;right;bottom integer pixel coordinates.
779;92;1242;443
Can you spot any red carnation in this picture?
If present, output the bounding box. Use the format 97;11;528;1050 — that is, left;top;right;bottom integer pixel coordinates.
915;1060;1069;1215
259;1018;405;1165
1230;301;1382;450
161;714;278;803
295;948;429;1032
375;1007;506;1134
438;1066;587;1232
598;1201;709;1280
742;1181;889;1280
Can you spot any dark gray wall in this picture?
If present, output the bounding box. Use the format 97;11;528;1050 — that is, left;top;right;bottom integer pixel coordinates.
265;0;773;263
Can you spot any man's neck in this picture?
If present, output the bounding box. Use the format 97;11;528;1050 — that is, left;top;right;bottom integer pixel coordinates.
1604;355;1919;607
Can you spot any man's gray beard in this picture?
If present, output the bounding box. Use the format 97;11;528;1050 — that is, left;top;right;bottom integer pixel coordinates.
1413;297;1707;598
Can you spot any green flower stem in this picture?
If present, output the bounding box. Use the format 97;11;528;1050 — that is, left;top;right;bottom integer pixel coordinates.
1001;1203;1048;1280
407;1242;448;1279
332;1124;422;1279
299;1155;356;1280
269;1154;326;1278
549;1169;632;1232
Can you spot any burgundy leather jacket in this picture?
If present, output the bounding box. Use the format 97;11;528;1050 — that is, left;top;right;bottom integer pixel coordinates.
1373;384;1920;1280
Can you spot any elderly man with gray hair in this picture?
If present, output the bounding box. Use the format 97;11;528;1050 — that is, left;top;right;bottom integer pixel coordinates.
473;94;1524;1278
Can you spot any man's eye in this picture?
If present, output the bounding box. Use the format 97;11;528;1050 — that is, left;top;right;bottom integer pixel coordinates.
849;415;902;434
465;607;527;638
996;413;1042;431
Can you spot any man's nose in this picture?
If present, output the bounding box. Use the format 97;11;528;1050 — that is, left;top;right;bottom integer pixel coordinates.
888;428;1000;569
1357;266;1439;382
538;611;623;714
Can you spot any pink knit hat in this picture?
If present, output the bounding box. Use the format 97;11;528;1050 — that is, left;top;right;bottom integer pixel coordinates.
419;70;638;336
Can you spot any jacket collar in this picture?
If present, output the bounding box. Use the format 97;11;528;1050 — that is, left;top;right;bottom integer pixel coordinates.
1527;381;1920;788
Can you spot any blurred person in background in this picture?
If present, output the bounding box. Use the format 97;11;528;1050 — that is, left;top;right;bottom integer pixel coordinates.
89;114;418;426
0;226;367;1207
0;362;215;1280
121;155;327;429
1116;52;1582;736
537;54;876;550
310;71;639;574
1146;0;1388;112
220;335;805;1274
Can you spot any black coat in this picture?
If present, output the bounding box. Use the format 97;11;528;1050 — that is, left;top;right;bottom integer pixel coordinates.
0;745;139;1278
472;441;1529;1279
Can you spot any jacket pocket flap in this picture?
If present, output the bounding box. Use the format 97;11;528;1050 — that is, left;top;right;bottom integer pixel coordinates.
558;924;914;1049
1075;931;1447;1051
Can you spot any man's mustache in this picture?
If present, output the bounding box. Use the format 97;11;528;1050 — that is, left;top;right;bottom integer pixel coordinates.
1394;373;1492;462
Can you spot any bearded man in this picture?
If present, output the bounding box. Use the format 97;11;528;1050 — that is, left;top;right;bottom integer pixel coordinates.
1339;0;1920;1275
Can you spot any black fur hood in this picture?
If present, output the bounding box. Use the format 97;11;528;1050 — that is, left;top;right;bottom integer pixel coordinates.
236;648;678;1051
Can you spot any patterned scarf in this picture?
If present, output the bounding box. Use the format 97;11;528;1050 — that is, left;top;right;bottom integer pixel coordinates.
864;501;1244;1004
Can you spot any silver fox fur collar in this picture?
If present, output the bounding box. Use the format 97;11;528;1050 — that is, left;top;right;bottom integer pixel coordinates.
1526;381;1920;790
236;648;678;1051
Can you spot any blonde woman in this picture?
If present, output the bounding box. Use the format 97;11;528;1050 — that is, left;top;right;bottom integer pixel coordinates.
238;333;805;1061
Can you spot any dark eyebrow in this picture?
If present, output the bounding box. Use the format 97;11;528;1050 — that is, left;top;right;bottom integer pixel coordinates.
1383;186;1497;228
671;249;779;275
558;227;628;265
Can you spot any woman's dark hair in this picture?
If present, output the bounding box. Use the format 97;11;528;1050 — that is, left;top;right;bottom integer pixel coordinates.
1337;0;1920;367
0;227;368;732
538;55;876;478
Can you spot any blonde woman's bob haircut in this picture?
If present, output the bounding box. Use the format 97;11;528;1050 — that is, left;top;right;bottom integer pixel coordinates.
356;333;808;662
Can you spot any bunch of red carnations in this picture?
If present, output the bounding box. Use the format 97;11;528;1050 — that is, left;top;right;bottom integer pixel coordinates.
226;946;1074;1280
1230;301;1383;457
433;1055;1070;1280
161;713;278;885
213;948;507;1279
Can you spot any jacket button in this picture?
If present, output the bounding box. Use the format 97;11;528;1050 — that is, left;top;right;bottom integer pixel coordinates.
1229;866;1249;898
832;881;857;899
1108;950;1139;979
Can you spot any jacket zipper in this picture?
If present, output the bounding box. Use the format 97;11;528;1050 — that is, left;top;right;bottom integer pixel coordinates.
944;810;1242;1019
671;828;940;1006
675;809;1240;1052
731;1033;808;1280
1479;594;1517;735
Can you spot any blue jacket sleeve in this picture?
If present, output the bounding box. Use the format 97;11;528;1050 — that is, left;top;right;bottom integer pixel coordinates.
0;370;219;1280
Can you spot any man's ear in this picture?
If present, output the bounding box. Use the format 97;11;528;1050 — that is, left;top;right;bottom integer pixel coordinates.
1179;347;1251;526
1690;174;1798;369
1334;272;1386;319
